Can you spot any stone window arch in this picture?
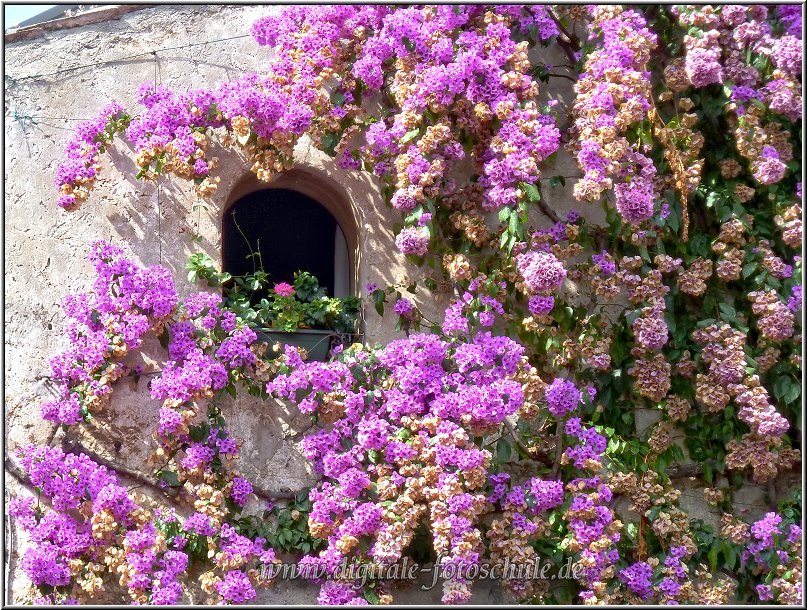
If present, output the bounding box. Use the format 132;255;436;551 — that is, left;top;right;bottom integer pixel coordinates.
222;169;360;300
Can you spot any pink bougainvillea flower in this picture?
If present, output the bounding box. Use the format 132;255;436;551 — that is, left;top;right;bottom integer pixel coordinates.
274;282;295;297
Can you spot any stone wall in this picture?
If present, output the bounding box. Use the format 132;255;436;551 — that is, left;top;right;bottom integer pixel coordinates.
3;4;773;605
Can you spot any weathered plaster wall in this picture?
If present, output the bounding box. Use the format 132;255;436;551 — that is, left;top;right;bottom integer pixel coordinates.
3;4;772;605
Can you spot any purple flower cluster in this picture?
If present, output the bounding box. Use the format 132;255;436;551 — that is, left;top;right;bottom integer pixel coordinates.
394;226;429;256
752;146;787;185
565;473;620;602
151;290;257;409
12;440;279;603
230;476;254;507
441;281;506;336
545;378;583;417
123;522;188;603
516;250;567;295
393;297;414;320
42;241;178;425
618;548;690;602
350;6;560;213
674;6;800;186
12;446;144;592
572;6;659;226
267;311;536;603
54;102;128;209
776;5;803;39
741;512;803;604
632;309;669;351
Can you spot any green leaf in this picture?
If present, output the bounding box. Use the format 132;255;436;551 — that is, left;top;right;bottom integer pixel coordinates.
401;128;420;145
718;302;736;318
523;183;541;202
321;133;340;155
158;327;170;350
708;546;719;572
364;586;380;605
158;470;181;487
495;437;512;464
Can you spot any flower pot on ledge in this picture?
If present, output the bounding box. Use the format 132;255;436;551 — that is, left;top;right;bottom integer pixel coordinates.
256;328;338;362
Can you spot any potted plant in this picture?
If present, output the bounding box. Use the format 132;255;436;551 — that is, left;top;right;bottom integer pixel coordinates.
187;253;360;361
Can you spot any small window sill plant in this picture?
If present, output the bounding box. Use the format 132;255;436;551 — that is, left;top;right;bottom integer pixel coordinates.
187;253;361;359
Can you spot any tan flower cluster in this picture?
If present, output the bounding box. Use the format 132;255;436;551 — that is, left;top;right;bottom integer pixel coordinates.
775;202;802;248
663;59;690;93
712;217;747;281
651;505;693;551
665;395;691;422
442;253;473;283
677;257;713;296
720;513;750;543
487;508;551;601
571;5;656;202
654;255;684;274
729;102;794;177
756;346;780;373
629;353;671;403
703;488;724;506
715;248;744;281
694;374;731;412
514;357;548;420
450;211;491;247
624;269;670;306
675;350;697;379
692;323;747;411
756;240;791;279
725;433;800;482
580;333;612;371
648;420;675;455
734;183;756;202
620;255;643;271
74;561;107;597
692;566;737;604
590;274;622;302
719;158;743;179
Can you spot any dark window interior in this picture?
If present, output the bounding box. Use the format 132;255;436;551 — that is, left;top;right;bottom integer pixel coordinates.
222;188;338;298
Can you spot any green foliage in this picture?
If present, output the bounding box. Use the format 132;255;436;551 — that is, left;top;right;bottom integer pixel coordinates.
187;254;360;335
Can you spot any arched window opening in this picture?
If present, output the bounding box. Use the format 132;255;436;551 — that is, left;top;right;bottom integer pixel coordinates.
222;188;351;300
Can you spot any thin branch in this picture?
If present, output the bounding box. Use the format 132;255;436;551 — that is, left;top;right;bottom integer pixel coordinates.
502;418;531;456
551;426;564;479
535;196;562;224
546;6;581;50
555;38;578;66
665;463;703;479
61;435;178;501
4;457;31;488
61;435;298;502
502;418;554;468
547;72;577;82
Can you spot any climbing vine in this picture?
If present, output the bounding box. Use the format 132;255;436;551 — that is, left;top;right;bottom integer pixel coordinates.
8;4;803;606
